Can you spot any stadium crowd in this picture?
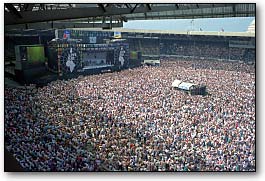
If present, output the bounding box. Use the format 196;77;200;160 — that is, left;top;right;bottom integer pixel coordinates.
160;42;255;62
5;60;255;171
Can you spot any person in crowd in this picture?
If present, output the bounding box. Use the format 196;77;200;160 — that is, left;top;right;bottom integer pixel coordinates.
5;59;255;171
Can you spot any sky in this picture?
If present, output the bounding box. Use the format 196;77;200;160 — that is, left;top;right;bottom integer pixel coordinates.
124;17;255;32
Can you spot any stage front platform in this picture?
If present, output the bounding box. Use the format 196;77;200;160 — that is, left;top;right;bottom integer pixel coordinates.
28;64;117;87
82;64;113;70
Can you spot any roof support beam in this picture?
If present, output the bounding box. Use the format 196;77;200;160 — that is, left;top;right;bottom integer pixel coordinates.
5;21;123;30
130;4;138;13
22;4;35;11
5;4;22;18
125;4;131;9
4;4;255;25
232;4;236;17
5;5;186;25
98;4;106;12
146;4;152;10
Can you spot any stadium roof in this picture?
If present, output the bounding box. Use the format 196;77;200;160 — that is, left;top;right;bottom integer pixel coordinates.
5;3;255;30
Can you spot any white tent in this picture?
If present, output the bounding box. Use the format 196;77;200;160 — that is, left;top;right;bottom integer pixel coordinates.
178;82;196;91
172;79;182;88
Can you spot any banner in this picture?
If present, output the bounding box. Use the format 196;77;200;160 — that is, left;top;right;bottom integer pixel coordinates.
63;30;70;39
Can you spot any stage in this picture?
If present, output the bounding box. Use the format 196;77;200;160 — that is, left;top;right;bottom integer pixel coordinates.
82;64;113;70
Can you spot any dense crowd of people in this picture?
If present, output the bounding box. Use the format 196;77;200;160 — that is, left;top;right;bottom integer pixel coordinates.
5;59;255;171
128;38;159;56
160;41;255;62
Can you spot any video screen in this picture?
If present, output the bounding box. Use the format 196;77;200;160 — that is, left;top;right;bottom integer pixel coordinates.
130;51;138;60
27;46;45;64
82;52;107;67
